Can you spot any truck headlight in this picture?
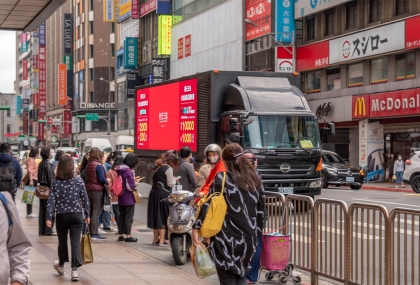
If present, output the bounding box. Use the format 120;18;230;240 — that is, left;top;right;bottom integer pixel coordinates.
310;180;322;188
327;167;338;174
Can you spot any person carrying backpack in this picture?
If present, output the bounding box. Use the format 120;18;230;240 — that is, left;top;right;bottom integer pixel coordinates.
0;190;32;285
0;143;23;202
107;155;124;232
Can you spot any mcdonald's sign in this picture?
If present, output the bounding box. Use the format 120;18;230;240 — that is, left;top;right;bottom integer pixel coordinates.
352;95;370;119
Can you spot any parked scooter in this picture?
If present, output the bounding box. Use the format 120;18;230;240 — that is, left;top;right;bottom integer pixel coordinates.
157;182;198;265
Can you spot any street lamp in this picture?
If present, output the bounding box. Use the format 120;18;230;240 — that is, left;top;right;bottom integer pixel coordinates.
244;19;296;72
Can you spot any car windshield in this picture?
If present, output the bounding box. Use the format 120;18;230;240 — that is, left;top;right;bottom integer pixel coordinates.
244;115;320;149
98;146;113;153
323;153;346;164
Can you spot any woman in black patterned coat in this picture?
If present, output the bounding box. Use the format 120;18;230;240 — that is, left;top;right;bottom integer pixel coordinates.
193;143;265;285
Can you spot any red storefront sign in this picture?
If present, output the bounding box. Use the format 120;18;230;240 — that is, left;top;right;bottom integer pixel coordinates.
140;0;156;17
245;0;271;41
352;89;420;119
23;111;29;134
38;46;46;120
38;122;44;140
22;60;28;80
296;41;329;72
177;37;184;60
33;92;39;106
32;55;38;72
63;110;72;136
185;35;191;57
132;0;139;19
405;15;420;50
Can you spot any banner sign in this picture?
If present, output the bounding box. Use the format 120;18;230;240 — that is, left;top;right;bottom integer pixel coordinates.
151;58;166;84
32;32;39;55
16;96;22;115
131;0;139;19
329;21;405;64
245;0;271;41
158;15;172;55
63;110;72;136
39;23;46;46
177;38;184;60
296;41;329;71
20;33;28;52
38;122;44;140
118;0;132;22
32;55;38;72
23;111;29;134
126;72;140;99
22;60;28;80
275;0;295;43
64;55;73;70
64;14;73;54
140;0;156;17
294;0;351;19
405;14;420;50
185;35;191;57
104;0;115;22
58;64;70;105
38;46;46;120
124;37;138;69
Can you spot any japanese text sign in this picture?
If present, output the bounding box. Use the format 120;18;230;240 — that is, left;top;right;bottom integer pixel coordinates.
405;15;420;50
158;15;172;55
22;60;28;80
140;0;156;17
124;37;138;69
103;0;115;22
296;40;329;71
118;0;132;22
329;21;405;64
246;0;271;41
178;38;184;60
39;23;46;46
63;110;72;136
276;47;293;73
185;35;191;57
38;45;46;120
294;0;351;19
275;0;295;43
151;58;166;84
131;0;139;19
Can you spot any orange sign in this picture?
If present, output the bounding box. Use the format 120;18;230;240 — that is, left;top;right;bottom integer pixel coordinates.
352;95;370;119
58;64;70;105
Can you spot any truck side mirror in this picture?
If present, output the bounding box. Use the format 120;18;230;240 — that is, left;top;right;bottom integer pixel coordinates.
229;117;239;131
328;123;335;136
230;132;241;142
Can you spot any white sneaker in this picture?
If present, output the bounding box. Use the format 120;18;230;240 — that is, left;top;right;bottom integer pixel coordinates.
71;270;79;281
98;228;106;234
26;213;37;218
53;260;64;275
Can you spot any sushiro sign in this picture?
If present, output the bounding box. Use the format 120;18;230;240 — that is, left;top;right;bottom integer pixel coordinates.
329;21;405;64
352;89;420;119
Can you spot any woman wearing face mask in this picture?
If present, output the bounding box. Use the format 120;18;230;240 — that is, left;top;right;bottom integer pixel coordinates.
394;155;405;188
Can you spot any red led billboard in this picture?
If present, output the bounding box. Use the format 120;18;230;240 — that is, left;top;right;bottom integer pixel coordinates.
135;78;197;151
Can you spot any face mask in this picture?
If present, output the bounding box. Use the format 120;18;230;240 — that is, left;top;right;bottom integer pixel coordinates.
209;156;219;164
398;157;402;161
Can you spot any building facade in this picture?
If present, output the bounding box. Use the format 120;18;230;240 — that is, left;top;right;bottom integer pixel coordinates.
296;0;420;177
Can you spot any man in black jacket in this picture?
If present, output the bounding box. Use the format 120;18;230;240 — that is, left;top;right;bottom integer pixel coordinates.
0;143;22;202
174;146;197;192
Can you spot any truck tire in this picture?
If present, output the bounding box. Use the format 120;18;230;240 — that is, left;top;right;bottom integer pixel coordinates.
350;184;362;190
321;172;328;189
411;175;420;193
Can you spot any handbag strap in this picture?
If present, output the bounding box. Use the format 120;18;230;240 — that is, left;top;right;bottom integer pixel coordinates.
84;221;90;235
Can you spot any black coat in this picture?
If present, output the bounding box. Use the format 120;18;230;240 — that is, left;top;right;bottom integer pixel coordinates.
37;159;54;187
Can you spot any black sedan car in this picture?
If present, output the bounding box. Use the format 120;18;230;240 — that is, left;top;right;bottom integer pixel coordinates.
321;150;364;190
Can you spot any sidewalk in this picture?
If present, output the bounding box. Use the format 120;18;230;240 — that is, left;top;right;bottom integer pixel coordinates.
361;181;413;193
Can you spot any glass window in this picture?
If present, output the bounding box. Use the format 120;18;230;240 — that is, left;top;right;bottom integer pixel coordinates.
89;21;93;34
395;0;409;15
110;67;115;80
117;81;127;103
346;1;357;29
89;68;93;81
306;16;315;40
371;57;388;84
89;0;93;10
306;71;321;93
89;92;93;102
324;8;335;35
369;0;382;23
348;63;363;87
111;44;115;57
327;67;341;91
128;107;134;129
6;109;10;117
118;109;128;129
396;52;415;80
89;45;93;58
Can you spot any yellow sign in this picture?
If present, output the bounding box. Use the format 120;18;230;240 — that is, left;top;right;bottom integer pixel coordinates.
103;0;115;22
119;0;131;17
299;140;314;149
158;15;172;55
354;97;366;117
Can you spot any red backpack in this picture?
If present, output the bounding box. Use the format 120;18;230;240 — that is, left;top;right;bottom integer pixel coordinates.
111;175;124;196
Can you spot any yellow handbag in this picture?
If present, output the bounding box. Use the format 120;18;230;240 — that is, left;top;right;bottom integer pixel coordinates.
81;223;93;264
196;172;227;238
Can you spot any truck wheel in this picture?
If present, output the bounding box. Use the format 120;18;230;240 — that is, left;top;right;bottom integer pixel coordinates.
411;175;420;193
171;236;188;265
321;172;328;189
350;184;362;190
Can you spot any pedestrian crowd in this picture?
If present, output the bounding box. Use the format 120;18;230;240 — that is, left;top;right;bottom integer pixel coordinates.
1;142;266;285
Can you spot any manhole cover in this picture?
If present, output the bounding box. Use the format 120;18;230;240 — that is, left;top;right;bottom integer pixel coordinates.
137;229;153;232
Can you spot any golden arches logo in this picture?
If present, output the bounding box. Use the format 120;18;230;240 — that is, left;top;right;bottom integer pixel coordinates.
354;97;366;117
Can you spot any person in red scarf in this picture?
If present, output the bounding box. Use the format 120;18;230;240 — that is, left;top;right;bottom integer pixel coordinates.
195;144;226;202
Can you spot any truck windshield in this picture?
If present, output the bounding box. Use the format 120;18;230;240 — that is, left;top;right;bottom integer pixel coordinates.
244;115;320;149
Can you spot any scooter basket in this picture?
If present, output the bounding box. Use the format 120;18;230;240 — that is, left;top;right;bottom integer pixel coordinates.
260;233;290;271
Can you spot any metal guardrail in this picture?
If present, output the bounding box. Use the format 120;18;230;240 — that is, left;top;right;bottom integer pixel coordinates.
263;194;419;285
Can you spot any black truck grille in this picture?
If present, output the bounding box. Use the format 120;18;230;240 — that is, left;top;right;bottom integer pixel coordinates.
258;165;313;176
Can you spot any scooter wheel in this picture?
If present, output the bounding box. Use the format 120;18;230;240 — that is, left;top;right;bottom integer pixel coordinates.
172;236;188;265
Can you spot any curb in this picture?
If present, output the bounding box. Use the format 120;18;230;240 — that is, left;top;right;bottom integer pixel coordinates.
361;185;413;193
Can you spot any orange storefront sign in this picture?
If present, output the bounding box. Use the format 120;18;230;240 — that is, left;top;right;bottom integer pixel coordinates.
58;63;69;105
352;95;370;119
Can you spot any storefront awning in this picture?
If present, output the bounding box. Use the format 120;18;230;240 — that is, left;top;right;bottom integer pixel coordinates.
0;0;66;31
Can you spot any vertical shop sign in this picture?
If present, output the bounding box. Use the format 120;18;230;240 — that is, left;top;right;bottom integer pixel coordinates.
32;32;39;55
16;96;22;115
177;38;184;60
39;23;46;46
158;15;172;55
38;44;47;120
32;55;38;72
185;35;191;57
126;72;139;99
104;0;115;22
275;46;293;73
275;0;295;42
124;37;138;69
22;60;28;80
38;122;44;140
63;110;72;136
131;0;139;19
151;58;166;83
245;0;271;41
23;111;29;134
58;64;70;105
64;14;72;54
20;33;28;52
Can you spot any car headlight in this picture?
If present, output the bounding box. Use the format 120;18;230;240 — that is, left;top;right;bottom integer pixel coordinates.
326;167;338;174
310;180;322;188
359;169;364;176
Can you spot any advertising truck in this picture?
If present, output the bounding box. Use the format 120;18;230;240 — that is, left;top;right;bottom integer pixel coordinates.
135;71;334;198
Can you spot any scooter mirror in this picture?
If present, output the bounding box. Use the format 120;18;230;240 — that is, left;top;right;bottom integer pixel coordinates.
157;182;164;190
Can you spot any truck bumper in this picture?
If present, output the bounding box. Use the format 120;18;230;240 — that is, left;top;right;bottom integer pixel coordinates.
262;178;322;196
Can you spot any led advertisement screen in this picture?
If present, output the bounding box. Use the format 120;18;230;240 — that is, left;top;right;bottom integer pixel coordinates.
135;78;197;151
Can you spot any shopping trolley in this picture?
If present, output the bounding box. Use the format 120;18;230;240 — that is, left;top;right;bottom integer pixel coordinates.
259;199;301;285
